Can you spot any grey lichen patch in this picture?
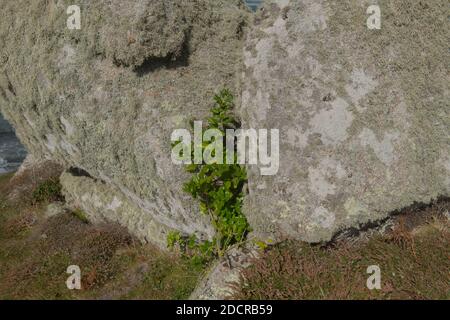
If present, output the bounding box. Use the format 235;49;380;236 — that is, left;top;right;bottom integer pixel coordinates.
345;68;378;107
359;128;400;166
309;98;354;146
286;0;330;34
308;157;346;199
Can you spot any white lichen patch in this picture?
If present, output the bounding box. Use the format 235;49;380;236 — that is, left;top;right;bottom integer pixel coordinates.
24;113;34;128
310;206;335;229
44;134;58;153
81;192;103;209
284;126;308;149
263;4;289;48
437;151;450;190
310;98;354;145
106;196;123;211
308;157;346;199
359;129;400;166
60;138;79;157
60;116;75;136
309;167;336;198
345;68;378;105
344;198;369;219
292;1;329;33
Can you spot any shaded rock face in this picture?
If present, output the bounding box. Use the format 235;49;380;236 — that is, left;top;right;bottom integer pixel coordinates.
241;0;449;242
0;0;249;244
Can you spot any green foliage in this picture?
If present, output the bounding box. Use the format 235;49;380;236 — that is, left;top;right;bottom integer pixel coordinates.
169;89;251;258
167;231;183;250
254;240;269;251
0;197;6;211
31;178;63;204
71;209;89;224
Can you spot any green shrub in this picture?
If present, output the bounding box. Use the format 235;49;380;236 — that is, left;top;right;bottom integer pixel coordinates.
170;89;251;258
31;179;63;204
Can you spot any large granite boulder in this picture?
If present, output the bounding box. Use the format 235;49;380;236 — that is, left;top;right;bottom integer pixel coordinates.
0;0;448;248
241;0;449;242
0;0;250;245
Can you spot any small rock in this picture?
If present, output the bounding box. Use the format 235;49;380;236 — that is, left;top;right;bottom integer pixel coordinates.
44;202;65;219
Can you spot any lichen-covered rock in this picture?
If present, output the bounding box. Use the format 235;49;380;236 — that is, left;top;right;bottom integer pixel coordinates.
1;0;448;249
0;0;250;245
190;245;259;300
60;170;171;250
241;0;449;242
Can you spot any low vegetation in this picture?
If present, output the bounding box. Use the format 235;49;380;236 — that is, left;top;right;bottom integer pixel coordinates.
170;89;250;259
31;178;63;204
0;170;206;299
234;200;450;300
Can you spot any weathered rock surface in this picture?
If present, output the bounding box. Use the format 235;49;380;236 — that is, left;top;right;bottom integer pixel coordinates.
0;0;448;250
190;245;259;300
241;0;449;242
61;170;171;250
0;0;249;245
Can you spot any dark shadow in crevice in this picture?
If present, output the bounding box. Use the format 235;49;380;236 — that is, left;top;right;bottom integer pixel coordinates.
133;32;191;77
325;196;450;247
68;167;93;179
7;81;16;96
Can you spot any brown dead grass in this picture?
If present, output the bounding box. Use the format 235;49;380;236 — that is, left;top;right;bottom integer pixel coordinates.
0;171;206;300
0;212;134;299
235;200;450;300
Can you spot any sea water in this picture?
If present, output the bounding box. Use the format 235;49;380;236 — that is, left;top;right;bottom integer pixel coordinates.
245;0;262;11
0;114;26;174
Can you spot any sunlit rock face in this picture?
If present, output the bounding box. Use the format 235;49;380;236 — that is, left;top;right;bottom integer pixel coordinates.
0;0;250;245
240;0;449;242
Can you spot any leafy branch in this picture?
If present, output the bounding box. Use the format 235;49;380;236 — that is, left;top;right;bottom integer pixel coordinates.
168;89;251;259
